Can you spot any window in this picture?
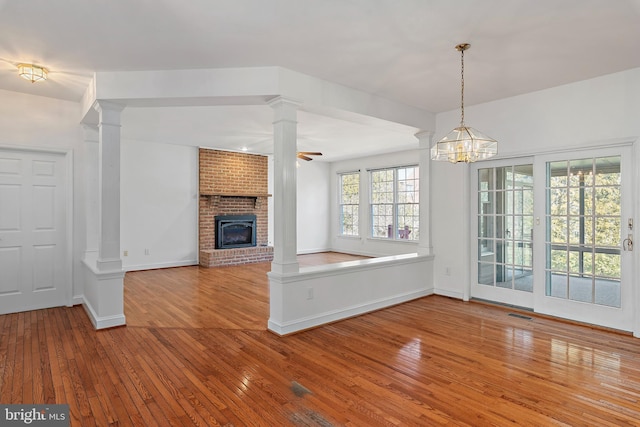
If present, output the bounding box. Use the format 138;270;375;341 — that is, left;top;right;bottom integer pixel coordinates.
370;166;419;240
339;172;360;236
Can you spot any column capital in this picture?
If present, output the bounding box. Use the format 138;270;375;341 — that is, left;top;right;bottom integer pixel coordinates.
93;100;125;126
267;96;301;122
414;130;435;149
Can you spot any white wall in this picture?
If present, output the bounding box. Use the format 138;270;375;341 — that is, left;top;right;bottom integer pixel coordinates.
0;89;85;300
120;139;198;270
117;137;328;272
330;149;421;257
268;156;332;254
297;161;331;253
431;68;640;298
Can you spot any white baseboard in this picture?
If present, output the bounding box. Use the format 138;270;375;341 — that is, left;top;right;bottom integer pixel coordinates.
82;299;126;330
327;248;393;258
296;248;331;255
123;259;198;272
268;288;433;336
434;288;464;300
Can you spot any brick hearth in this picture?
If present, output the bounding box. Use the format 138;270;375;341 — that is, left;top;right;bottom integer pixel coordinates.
199;149;273;267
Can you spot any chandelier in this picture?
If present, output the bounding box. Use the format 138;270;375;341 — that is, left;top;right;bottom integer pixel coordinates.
431;43;497;164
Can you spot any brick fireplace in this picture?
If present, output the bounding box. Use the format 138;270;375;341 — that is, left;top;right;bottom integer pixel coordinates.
199;148;273;267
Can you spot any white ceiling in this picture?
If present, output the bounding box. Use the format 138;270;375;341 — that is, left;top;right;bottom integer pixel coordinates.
2;0;640;160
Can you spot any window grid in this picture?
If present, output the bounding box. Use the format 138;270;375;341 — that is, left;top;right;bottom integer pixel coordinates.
477;165;534;292
339;172;360;236
545;157;621;307
370;166;419;240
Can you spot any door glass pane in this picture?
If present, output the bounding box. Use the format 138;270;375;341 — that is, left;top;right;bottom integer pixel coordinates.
477;164;533;292
549;188;567;215
478;262;494;285
514;165;533;187
478;168;494;191
496;264;511;289
545;156;621;307
569;159;593;186
568;251;580;274
595;278;620;306
569;275;592;303
594;187;620;216
549;161;568;187
594;253;620;278
548;273;568;298
478;239;495;260
550;217;567;243
568;217;581;245
514;268;533;292
550;249;567;270
582;251;594;274
478;216;494;238
595;157;621;185
595;218;620;246
568;188;581;215
479;192;493;214
496;167;510;190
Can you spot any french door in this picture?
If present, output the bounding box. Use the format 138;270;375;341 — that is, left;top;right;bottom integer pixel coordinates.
471;146;634;331
471;158;534;309
533;148;633;331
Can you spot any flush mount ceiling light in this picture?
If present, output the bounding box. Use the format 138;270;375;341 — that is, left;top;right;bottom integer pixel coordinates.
17;63;49;83
431;43;497;164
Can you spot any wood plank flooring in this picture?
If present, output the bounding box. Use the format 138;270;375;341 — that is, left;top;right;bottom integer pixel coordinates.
2;252;640;426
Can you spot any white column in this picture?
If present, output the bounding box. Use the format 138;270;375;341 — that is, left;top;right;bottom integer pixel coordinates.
268;96;300;274
415;131;434;256
94;100;125;272
82;124;99;260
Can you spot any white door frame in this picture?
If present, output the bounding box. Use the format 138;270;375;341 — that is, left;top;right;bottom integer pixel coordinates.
0;145;74;309
468;139;638;336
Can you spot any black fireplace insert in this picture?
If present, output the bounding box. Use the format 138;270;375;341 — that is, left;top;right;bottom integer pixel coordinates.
215;214;257;249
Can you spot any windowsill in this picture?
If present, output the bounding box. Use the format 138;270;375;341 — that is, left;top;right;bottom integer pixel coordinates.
336;235;361;240
367;237;419;244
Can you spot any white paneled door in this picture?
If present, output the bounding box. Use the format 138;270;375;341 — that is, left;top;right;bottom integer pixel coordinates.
0;149;68;314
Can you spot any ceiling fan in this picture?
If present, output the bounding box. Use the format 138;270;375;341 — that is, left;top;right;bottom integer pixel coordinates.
296;151;323;161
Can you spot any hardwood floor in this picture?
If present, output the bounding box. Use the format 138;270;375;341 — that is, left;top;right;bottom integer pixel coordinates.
2;252;640;426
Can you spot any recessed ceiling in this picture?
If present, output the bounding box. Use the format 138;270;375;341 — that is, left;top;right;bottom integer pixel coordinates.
1;0;639;159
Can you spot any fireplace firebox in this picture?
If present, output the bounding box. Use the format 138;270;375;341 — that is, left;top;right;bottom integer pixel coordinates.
215;214;257;249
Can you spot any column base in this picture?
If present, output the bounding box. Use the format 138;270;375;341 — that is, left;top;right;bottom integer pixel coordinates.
82;255;126;329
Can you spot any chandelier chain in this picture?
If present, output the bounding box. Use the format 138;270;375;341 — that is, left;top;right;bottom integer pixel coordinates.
460;46;465;127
